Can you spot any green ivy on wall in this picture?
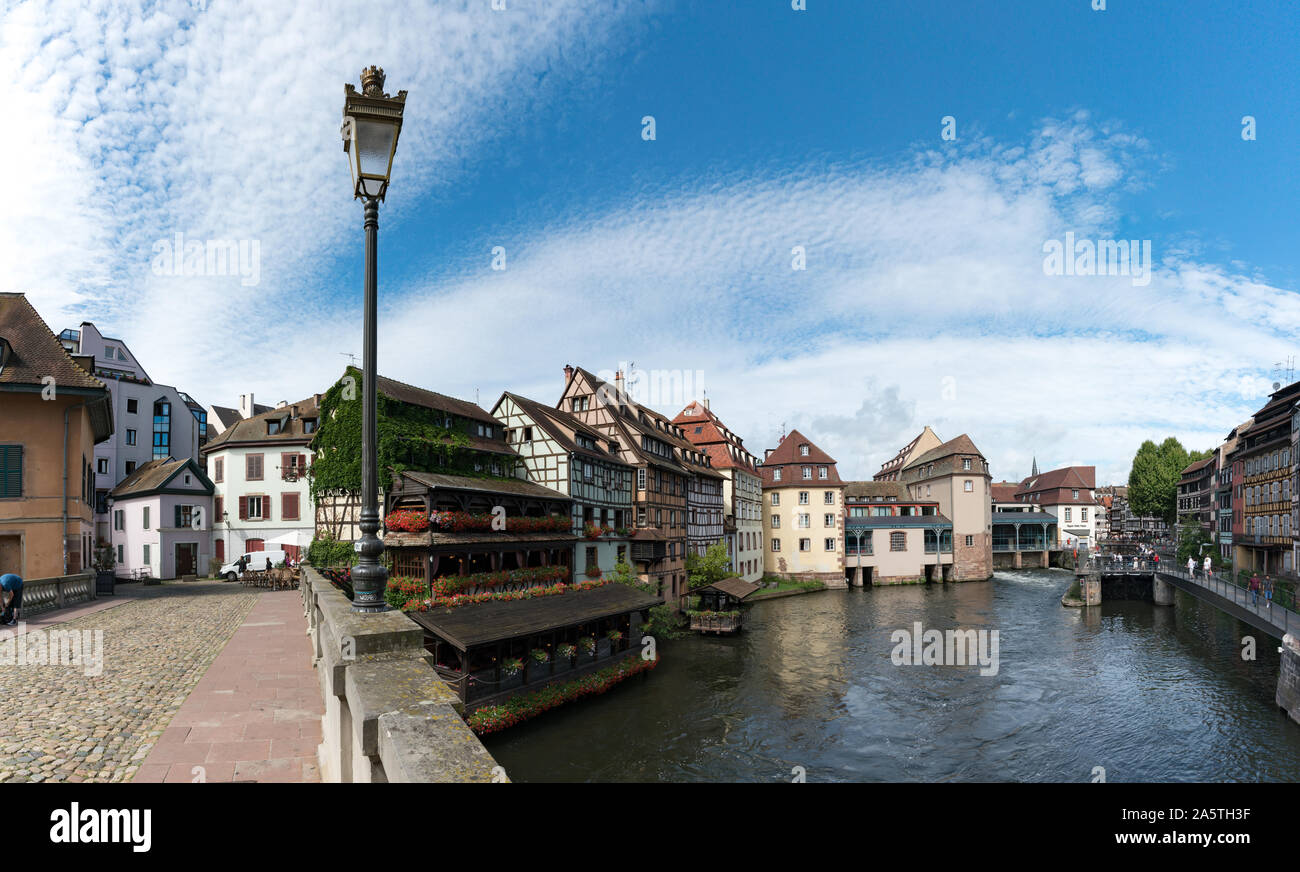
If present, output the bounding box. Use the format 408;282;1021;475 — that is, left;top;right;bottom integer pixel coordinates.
308;367;519;500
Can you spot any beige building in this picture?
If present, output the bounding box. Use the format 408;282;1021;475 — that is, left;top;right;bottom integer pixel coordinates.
874;425;942;481
896;433;993;581
0;293;113;578
759;429;845;585
843;480;953;584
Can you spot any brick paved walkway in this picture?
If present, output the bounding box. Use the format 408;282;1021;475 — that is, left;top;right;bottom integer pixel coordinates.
0;580;324;783
133;589;322;783
0;581;259;782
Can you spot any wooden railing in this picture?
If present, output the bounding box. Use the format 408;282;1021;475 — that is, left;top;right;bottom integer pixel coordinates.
20;572;97;616
690;613;742;633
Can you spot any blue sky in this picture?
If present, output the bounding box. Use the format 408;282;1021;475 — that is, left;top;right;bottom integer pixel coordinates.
4;0;1298;484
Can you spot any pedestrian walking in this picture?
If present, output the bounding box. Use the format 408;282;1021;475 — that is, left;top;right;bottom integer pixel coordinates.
1187;556;1195;577
0;573;21;625
1203;555;1212;578
1265;575;1274;609
1250;573;1261;606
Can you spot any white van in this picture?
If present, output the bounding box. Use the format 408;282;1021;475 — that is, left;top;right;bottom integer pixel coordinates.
220;550;290;582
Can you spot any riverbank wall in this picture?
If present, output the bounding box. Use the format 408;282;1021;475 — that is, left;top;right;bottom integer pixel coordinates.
1278;635;1300;726
301;566;500;782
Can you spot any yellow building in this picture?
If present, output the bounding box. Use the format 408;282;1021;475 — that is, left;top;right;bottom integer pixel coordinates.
0;293;113;578
760;429;845;585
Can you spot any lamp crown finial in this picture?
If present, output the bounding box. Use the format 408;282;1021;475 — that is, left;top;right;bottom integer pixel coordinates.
361;66;386;97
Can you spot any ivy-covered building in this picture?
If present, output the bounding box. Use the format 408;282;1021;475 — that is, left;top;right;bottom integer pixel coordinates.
309;368;526;543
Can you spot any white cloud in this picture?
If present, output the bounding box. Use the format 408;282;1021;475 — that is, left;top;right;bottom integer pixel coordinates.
5;3;1294;487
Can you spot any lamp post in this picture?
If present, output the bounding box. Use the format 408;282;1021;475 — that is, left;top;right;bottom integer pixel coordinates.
342;66;406;612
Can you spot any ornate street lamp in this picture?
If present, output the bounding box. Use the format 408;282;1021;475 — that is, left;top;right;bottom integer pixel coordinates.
342;66;406;612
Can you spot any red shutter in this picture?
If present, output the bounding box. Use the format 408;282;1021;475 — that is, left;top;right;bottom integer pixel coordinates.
264;497;272;522
282;493;299;521
215;539;225;562
215;496;223;520
238;496;248;520
299;454;307;473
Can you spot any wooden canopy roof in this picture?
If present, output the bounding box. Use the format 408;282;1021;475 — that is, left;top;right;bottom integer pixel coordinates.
696;577;760;600
407;584;663;651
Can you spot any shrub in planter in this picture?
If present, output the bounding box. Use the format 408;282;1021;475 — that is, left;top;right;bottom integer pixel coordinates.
501;657;524;678
529;648;550;665
556;643;577;661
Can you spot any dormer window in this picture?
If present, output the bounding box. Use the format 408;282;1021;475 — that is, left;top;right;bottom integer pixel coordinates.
303;418;318;434
0;337;9;374
267;419;282;435
800;444;810;456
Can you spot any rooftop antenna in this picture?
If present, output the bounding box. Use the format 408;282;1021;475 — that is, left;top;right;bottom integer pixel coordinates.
339;352;359;366
1272;356;1295;386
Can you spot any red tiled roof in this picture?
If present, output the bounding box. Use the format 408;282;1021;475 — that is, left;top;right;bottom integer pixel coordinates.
903;434;985;472
1018;465;1096;492
671;401;760;473
758;429;842;487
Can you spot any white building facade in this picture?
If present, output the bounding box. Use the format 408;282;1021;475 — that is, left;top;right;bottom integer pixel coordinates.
200;398;318;566
58;322;206;543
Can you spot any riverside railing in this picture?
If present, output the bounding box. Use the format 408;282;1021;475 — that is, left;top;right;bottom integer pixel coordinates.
1158;565;1297;638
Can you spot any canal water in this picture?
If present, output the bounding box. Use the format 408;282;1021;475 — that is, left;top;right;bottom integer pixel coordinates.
483;569;1300;782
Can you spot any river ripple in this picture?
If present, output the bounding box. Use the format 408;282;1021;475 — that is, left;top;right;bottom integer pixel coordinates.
484;569;1300;782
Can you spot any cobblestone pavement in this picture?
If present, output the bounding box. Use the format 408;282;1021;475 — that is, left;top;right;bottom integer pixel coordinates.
0;581;259;783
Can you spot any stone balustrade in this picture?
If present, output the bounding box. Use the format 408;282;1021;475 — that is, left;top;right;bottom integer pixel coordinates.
18;572;96;616
299;565;502;782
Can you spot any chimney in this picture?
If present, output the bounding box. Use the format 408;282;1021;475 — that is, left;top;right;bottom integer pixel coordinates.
314;393;321;406
614;369;625;399
239;393;255;419
563;364;574;386
703;396;710;411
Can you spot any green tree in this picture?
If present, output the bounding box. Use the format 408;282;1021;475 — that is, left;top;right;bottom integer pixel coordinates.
609;558;656;595
1127;437;1193;526
1175;520;1213;565
685;541;732;591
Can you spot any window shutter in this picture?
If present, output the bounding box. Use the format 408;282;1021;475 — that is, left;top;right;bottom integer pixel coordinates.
238;496;248;520
215;496;223;520
264;497;272;521
283;493;299;521
0;445;21;498
175;505;182;528
299;454;307;472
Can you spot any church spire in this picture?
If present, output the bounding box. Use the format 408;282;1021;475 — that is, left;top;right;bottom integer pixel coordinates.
1031;455;1039;477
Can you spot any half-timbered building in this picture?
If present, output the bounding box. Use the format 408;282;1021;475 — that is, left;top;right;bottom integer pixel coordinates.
673;399;764;582
683;455;725;559
557;366;693;602
491;391;635;580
